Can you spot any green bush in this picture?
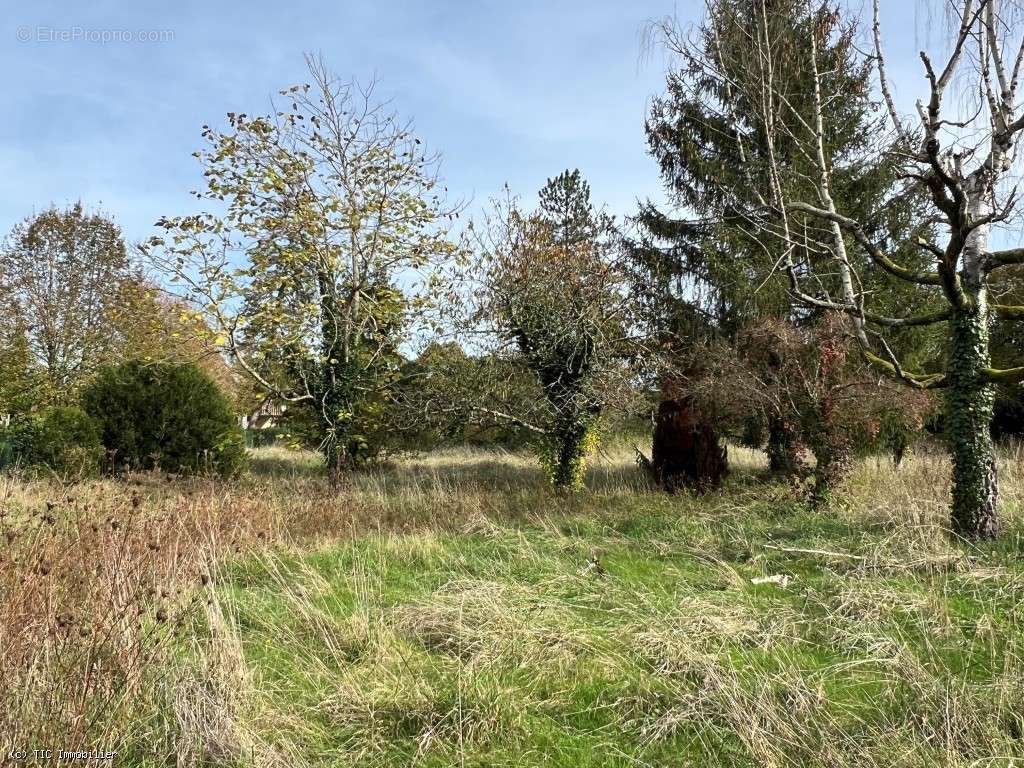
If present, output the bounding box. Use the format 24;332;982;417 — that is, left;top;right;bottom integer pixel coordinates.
82;360;246;477
0;418;36;471
34;406;104;476
0;407;103;476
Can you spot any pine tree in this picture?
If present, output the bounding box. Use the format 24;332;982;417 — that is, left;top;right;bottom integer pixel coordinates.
537;169;600;246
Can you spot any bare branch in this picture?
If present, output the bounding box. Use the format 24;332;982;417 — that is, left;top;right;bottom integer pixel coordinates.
787;202;942;285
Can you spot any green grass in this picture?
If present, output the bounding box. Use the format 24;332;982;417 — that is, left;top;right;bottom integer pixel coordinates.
9;443;1024;765
161;449;1024;767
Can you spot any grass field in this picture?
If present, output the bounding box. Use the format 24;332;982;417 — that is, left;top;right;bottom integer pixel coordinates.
4;442;1024;766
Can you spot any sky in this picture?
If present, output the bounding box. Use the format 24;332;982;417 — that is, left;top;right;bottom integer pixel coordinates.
0;1;933;247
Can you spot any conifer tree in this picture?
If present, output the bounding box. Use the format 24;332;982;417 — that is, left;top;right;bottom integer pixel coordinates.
633;0;939;475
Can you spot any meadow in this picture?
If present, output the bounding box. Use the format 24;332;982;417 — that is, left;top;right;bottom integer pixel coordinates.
4;441;1024;767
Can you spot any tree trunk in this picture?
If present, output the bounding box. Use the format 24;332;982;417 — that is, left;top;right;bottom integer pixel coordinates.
547;403;600;490
947;306;998;538
323;433;348;480
809;432;851;507
944;173;999;539
766;417;802;476
551;423;589;490
651;394;727;492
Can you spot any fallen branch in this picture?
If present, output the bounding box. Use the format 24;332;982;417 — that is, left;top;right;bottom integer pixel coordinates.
762;544;866;561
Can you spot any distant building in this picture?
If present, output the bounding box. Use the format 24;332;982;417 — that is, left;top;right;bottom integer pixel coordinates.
241;398;286;430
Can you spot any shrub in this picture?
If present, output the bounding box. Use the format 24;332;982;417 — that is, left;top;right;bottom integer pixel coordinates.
82;360;246;477
33;406;104;476
0;407;103;476
0;418;37;472
695;315;935;503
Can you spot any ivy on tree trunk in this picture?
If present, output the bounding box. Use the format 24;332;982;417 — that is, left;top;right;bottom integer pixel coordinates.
947;307;999;538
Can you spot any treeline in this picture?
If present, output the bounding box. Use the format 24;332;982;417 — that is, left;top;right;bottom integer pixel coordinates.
0;203;246;476
3;2;1024;539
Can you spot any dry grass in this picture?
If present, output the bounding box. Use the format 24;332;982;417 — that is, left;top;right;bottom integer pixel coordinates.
3;441;1024;766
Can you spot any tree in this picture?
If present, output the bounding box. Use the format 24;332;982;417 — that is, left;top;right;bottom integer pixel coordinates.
633;0;940;477
466;176;637;489
0;203;133;398
537;169;601;246
762;0;1024;537
110;278;240;403
144;55;457;473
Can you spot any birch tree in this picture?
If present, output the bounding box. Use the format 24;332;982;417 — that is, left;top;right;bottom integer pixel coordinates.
761;0;1024;537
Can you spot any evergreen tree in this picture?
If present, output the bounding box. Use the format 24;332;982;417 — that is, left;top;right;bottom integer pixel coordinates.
632;0;940;474
537;169;601;246
636;0;935;341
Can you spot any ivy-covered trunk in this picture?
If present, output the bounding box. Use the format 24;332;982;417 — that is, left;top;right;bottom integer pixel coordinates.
319;367;356;476
537;346;600;491
318;269;357;476
548;414;598;490
946;182;998;538
808;431;850;507
947;305;998;538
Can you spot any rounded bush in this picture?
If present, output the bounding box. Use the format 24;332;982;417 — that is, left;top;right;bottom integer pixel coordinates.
82;360;245;477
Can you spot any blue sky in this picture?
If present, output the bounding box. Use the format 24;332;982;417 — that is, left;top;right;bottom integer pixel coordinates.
1;1;928;246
